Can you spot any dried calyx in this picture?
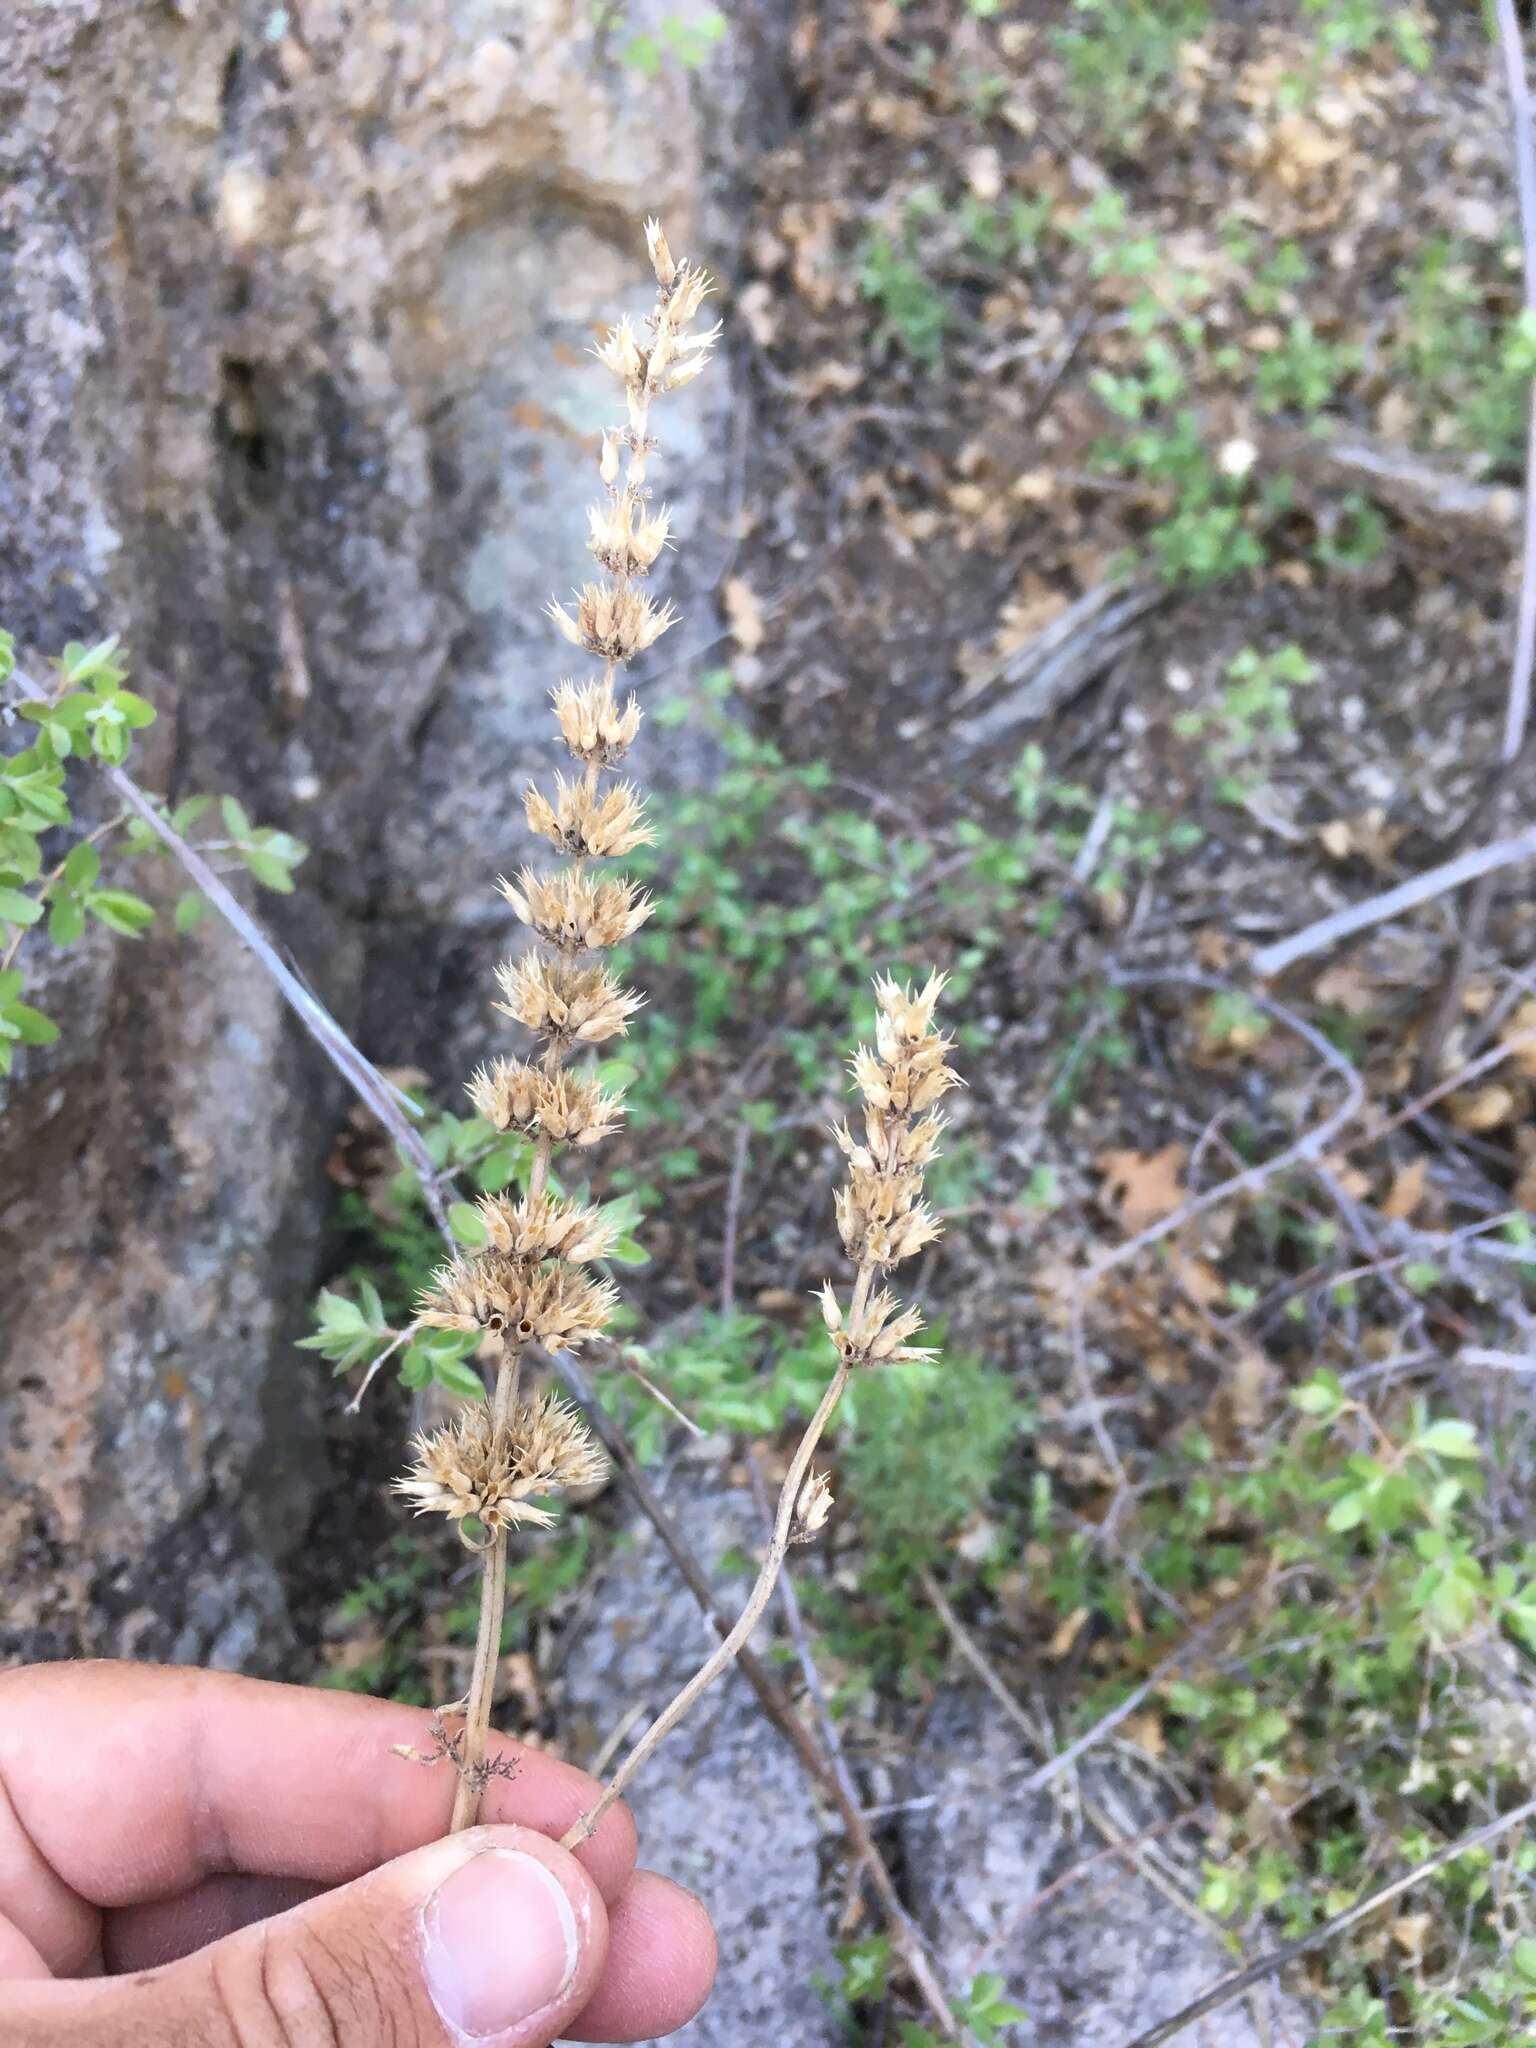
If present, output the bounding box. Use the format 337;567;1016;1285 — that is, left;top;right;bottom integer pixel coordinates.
395;1395;606;1541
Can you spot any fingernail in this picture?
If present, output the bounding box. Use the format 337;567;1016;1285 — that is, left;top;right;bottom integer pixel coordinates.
422;1847;579;2040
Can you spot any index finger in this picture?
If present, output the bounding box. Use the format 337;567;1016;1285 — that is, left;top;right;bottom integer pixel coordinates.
0;1661;636;1976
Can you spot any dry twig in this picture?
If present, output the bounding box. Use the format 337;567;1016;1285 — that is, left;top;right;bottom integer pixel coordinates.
1119;1797;1536;2048
1415;0;1536;1083
1249;826;1536;981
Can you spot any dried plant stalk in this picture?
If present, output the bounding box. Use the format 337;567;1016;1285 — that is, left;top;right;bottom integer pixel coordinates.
562;972;960;1849
391;220;718;1832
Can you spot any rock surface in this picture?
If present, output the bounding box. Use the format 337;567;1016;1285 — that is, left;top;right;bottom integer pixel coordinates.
558;1464;845;2048
0;0;773;1664
904;1690;1312;2048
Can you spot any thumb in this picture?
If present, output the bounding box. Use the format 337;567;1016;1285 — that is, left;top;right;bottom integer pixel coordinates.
10;1824;609;2048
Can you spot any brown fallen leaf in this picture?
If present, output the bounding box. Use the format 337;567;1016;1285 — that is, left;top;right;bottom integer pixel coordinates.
1125;1712;1166;1759
722;576;766;653
1313;960;1378;1017
1500;1001;1536;1080
1449;1083;1520;1133
1046;1606;1089;1660
1098;1144;1188;1235
1382;1157;1429;1223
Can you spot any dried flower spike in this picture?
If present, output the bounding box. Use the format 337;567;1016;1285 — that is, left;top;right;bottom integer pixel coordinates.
401;219;718;1836
563;973;959;1852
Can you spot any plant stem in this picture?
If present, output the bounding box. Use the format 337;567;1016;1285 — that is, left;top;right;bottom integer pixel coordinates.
449;1339;523;1833
450;1528;508;1832
560;1354;853;1850
98;758;452;1237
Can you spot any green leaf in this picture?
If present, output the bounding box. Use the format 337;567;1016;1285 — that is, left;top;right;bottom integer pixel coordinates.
220;794;253;839
169;796;211;833
63;842;101;890
449;1201;489;1247
1292;1371;1346;1417
355;1277;388;1332
0;887;42;927
173;892;205;934
239;846;299;892
88;721;130;766
609;1235;650;1266
303;1289;367;1336
433;1354;487;1400
475;1138;528;1193
47;895;86;946
3;1000;59;1046
1414;1418;1481;1462
112;690;157;729
87;889;155;936
60;635;123;687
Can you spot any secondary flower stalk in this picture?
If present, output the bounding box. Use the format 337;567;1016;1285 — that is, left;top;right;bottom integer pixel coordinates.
561;971;960;1849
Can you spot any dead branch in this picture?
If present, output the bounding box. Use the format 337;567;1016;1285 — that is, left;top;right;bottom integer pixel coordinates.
99;758;453;1237
1249;826;1536;980
1256;424;1520;541
1119;1797;1536;2048
950;576;1166;754
1090;972;1365;1273
1415;0;1536;1083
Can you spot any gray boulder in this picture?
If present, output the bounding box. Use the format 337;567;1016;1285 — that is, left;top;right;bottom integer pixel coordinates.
558;1464;845;2048
0;0;779;1666
904;1690;1312;2048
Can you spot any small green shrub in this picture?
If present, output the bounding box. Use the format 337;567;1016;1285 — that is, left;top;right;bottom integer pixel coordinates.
0;626;306;1070
1055;0;1211;144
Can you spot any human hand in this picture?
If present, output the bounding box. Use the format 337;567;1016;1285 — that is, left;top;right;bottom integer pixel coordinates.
0;1661;716;2046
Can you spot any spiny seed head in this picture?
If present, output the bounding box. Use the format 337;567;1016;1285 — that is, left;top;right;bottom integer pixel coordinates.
645;216;676;289
495;954;644;1048
664;270;715;334
874;970;947;1045
795;1469;834;1542
418;1253;618;1350
552;680;642;765
500;867;652;953
524;773;653;860
849;1037;960;1118
547;582;676;664
594;313;645;388
588;496;671;579
859;1290;935;1365
833;1108;945;1177
475;1190;617;1265
819;1284;935;1367
819;971;957;1364
656;324;719;392
393;1395;606;1540
835;1179;942;1269
466;1059;625;1148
